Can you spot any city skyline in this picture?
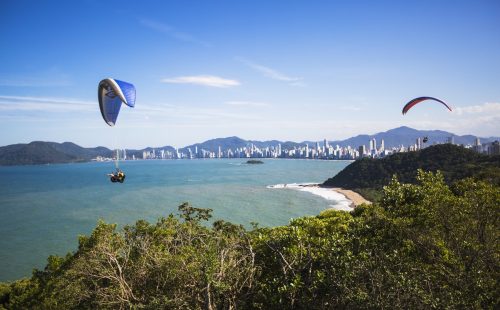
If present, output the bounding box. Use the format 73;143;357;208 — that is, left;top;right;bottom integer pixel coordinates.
2;124;499;151
101;134;498;162
1;1;499;148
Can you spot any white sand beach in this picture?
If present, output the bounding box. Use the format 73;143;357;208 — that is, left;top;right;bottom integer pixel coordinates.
267;183;370;211
331;188;372;207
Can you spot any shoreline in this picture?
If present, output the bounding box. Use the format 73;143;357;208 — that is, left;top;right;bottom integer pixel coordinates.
267;183;371;211
0;157;355;167
321;186;372;208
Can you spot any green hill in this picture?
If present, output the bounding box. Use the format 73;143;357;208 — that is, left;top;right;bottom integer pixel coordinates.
0;143;499;308
1;173;498;309
0;141;112;165
323;144;500;200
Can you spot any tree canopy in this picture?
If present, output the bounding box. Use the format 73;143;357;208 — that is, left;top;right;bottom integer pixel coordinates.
1;170;498;309
323;144;500;201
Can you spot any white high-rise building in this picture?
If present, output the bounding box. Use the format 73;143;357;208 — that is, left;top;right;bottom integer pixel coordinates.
473;137;482;153
358;145;366;157
369;138;377;156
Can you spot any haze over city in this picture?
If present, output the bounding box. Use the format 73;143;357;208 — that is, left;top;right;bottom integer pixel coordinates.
1;0;499;148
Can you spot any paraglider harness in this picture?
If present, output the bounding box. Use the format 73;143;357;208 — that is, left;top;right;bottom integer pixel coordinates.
110;169;125;183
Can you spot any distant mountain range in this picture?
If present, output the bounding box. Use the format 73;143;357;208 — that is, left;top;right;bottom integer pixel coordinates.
1;126;498;165
182;126;499;153
180;137;302;154
326;126;497;148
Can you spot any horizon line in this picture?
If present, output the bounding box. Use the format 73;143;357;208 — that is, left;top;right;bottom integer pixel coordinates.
2;126;498;150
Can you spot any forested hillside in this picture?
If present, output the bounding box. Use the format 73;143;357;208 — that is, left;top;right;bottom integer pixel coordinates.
1;171;498;309
0;142;112;165
323;144;500;200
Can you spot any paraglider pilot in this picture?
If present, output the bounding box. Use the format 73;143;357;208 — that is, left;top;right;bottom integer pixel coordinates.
108;168;125;183
98;78;135;184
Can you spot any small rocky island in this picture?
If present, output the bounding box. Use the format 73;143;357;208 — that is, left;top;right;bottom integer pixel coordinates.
246;160;264;164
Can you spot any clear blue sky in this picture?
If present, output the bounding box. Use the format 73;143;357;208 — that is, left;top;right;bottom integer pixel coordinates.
1;0;499;148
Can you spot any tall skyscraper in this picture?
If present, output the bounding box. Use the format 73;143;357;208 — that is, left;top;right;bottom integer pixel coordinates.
358;145;366;157
489;141;500;155
473;137;482;153
369;138;377;156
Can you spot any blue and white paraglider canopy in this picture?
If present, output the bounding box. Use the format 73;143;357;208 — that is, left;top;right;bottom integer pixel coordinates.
98;78;136;126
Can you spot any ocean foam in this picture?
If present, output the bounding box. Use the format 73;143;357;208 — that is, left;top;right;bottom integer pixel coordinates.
267;183;353;211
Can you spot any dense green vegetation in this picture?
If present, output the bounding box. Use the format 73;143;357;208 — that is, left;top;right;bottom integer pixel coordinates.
0;141;112;165
323;144;500;201
1;171;498;309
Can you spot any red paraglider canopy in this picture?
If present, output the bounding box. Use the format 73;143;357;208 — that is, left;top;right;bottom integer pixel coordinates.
402;97;452;115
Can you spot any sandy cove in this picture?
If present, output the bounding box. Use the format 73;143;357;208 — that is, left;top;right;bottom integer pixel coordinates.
267;183;371;211
326;187;371;207
301;185;372;209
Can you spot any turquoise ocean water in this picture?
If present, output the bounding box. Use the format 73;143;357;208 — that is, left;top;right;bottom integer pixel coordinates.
0;159;350;281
